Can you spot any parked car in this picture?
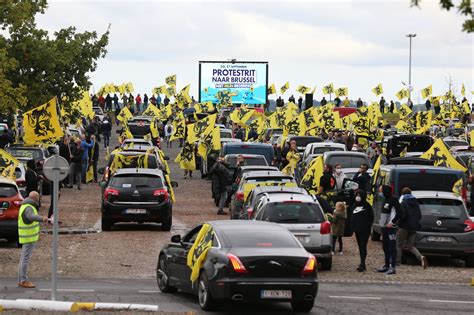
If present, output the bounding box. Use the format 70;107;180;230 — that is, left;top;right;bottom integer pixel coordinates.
156;220;318;312
410;191;474;267
303;143;347;163
321;151;371;179
220;128;233;140
264;128;283;142
220;142;274;166
223;153;268;177
382;134;433;158
100;168;176;231
442;137;469;152
92;106;105;121
284;136;323;154
124;116;152;138
249;194;333;270
0;178;24;245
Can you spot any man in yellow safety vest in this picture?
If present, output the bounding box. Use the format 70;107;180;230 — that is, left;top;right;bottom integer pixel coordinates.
18;191;50;288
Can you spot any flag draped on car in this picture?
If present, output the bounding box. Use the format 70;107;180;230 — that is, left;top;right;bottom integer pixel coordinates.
0;149;19;180
420;139;467;172
187;223;214;282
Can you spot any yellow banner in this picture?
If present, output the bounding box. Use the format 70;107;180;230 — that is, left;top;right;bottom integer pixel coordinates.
243;181;297;201
23;97;64;145
187;224;214;282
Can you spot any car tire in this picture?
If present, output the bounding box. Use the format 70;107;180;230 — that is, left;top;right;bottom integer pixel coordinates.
162;212;172;232
101;216;113;231
198;273;218;311
465;255;474;268
371;229;381;241
319;257;332;271
291;299;314;312
156;255;177;293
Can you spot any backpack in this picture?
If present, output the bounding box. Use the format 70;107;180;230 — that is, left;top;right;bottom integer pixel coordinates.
166;125;172;133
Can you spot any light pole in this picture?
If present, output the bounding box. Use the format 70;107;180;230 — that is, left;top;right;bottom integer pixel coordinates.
406;33;416;100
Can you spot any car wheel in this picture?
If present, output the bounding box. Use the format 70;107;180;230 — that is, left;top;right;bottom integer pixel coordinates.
7;236;21;248
161;208;172;231
465;255;474;268
291;299;314;312
101;216;113;231
156;255;177;293
319;257;332;271
371;229;381;241
198;273;217;311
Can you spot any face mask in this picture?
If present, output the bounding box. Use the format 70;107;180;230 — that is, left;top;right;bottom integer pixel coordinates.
355;196;362;203
335;169;342;175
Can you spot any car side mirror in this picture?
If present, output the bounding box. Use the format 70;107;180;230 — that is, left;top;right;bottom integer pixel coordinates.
171;234;181;243
98;167;105;175
163;156;170;161
342;179;359;190
170;181;178;188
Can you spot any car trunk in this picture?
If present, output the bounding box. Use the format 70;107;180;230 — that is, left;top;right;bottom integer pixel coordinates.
108;175;165;204
418;198;469;233
281;223;323;247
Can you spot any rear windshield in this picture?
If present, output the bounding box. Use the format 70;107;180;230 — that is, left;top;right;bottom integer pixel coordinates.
326;155;368;169
109;154;158;169
8;148;43;160
110;175;163;188
225;146;271;157
262;202;325;224
225;230;300;248
0;184;18;198
397;172;461;193
391;137;432;155
245;177;294;184
292;137;322;147
444;140;468;148
418;198;467;219
220;131;232;139
312;147;344;155
226;156;268;167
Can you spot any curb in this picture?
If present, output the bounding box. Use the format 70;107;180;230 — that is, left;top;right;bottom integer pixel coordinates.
42;228;100;235
0;299;158;312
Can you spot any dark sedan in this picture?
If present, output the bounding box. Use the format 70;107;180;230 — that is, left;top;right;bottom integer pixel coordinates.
156;220;318;312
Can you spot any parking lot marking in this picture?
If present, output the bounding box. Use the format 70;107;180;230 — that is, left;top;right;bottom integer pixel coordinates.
329;295;381;300
429;300;474;304
38;289;95;293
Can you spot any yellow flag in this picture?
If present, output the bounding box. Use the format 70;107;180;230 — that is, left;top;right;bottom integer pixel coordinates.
23;97;64;145
420;139;467;172
372;84;384;96
470;130;474;147
452;178;463;196
421;85;432;99
322;83;334;95
367;155;382;206
125;82;134;93
177;84;192;104
170;118;185;141
195;101;214;113
86;164;94;183
296;85;311;95
280;82;290;94
164;173;175;202
142;104;161;117
175;141;196;171
165;74;177;86
334;87;348;97
187;224;214;282
395;88;409;101
153;85;167;95
117;106;133;122
416;111;432;129
300;155;324;194
397;103;412;119
0;149;20;180
267;83;277;95
461;83;465;96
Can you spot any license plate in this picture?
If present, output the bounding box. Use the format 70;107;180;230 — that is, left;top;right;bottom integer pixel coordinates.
296;235;308;244
427;236;452;243
261;290;292;299
125;209;147;214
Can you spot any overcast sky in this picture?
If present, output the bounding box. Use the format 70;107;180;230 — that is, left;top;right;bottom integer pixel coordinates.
37;0;473;103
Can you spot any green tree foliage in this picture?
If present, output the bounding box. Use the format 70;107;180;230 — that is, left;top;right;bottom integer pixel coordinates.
411;0;473;33
0;0;109;113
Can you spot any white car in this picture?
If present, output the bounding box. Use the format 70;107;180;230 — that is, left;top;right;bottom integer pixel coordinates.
92;106;105;121
302;143;347;166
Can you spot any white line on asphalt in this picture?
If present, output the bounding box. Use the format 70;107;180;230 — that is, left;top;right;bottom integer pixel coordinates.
138;290;160;293
38;289;95;292
429;300;474;304
329;295;381;300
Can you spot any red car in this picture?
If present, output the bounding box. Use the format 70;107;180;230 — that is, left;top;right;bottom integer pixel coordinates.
0;177;24;245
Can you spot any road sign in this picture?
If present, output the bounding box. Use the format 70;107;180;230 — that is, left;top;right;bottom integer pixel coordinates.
43;156;69;181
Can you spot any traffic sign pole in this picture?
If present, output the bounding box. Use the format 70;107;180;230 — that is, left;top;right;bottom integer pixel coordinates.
51;155;59;301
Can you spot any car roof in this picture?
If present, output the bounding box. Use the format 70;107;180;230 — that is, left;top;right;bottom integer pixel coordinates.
7;144;44;149
242;170;290;179
307;142;346;149
225;154;266;159
252;186;308;195
380;164;464;173
411;191;463;201
323;151;367;157
263;193;317;203
0;176;18;186
113;168;164;176
224;142;272;148
239;166;278;171
122;138;152;143
209;220;289;232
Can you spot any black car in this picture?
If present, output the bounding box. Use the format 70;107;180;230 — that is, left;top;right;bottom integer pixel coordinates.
100;168;176;231
156;220;318;312
124;116;152;138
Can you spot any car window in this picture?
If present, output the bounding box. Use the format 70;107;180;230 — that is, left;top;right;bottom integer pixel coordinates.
183;225;203;244
444;140;468;148
326;156;368;168
418;198;467;219
293;137;321;147
8;148;42;160
260;202;325;224
392;137;432;155
245;177;294;184
312;147;344;154
225;230;300;248
109;175;163;188
397;172;461;194
0;184;18;198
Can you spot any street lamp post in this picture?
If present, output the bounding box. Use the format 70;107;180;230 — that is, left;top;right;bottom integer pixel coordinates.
406;33;416;100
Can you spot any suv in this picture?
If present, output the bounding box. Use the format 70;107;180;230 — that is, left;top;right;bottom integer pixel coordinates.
250;193;333;270
220;142;274;166
100;168;175;231
0;178;23;245
382;134;433;158
125;116;152;138
410;191;474;267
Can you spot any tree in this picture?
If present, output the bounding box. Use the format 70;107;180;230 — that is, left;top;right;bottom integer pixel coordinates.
411;0;473;33
0;0;109;112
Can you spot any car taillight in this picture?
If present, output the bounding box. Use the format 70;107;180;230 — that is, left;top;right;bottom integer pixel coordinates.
153;189;169;201
320;221;331;234
464;219;474;232
247;207;253;219
227;253;247;274
461;187;467;201
236;191;244;201
12;200;22;207
301;255;316;275
16;180;26;187
104;188;119;200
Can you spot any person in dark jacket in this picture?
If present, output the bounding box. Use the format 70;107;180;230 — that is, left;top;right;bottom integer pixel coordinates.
209;158;233;215
101;119;112;148
379;97;385;113
297;96;303;111
105;93;112;112
0;129;12;149
389;100;395;113
234;125;245;142
25;159;40;195
320;97;327;106
376;185;401;275
113;94;119;110
425;99;431;111
69;139;84;190
396;187;427;268
319;164;336;193
90;139;100;182
350;189;374;272
352;164;371;191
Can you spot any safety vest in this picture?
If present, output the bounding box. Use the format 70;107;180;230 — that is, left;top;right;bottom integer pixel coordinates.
18;203;40;244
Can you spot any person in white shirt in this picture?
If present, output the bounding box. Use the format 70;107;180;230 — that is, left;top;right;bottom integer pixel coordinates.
333;163;346;190
164;121;174;148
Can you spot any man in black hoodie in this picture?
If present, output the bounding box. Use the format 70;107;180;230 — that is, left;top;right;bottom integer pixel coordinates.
396;187;427;269
350;189;374;272
376;185;401;275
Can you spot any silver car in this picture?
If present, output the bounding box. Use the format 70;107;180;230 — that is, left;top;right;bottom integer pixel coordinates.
250;193;333;270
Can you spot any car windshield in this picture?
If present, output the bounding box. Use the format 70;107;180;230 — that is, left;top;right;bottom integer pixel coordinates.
220;131;232;139
292;137;321;147
262;202;325;224
312;147;344;154
392;137;432;155
108;153;158;169
7;148;42;160
110;174;163;188
444;140;468;148
398;172;461;193
0;184;18;198
226;156;268;167
225;230;300;248
326;155;367;168
418;198;466;219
